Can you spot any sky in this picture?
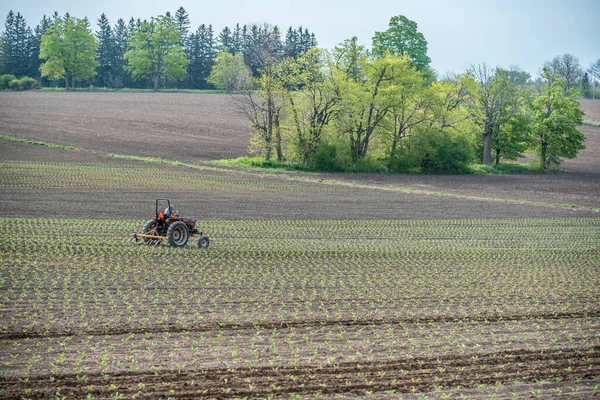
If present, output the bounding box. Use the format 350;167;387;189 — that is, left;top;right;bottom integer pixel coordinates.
2;0;599;78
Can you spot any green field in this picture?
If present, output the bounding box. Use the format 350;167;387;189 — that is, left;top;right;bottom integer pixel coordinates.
1;217;599;398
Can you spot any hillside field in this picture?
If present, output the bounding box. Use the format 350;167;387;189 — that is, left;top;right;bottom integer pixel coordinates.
0;92;599;399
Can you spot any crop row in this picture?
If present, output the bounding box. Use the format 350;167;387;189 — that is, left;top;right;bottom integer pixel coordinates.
0;161;342;193
1;217;599;398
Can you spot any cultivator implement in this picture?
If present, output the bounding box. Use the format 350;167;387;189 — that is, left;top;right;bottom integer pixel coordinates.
132;232;167;246
132;198;210;249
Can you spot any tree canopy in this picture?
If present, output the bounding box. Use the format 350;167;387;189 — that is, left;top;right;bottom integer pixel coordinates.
39;15;98;89
372;15;431;73
124;15;188;91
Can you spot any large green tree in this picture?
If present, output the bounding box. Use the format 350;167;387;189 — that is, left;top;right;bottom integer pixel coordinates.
372;15;431;73
207;50;251;92
39;15;98;89
471;64;523;165
530;69;584;169
124;15;188;91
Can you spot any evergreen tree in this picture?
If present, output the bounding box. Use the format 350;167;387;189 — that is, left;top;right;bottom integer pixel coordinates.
187;24;216;88
95;13;114;87
217;26;233;51
283;26;317;59
174;7;190;47
231;23;244;54
28;15;53;80
283;27;299;58
580;72;591;98
243;23;282;76
113;18;129;87
0;11;33;77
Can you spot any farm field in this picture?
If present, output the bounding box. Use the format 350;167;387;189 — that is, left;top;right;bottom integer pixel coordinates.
1;218;599;399
0;93;599;398
1;92;599;212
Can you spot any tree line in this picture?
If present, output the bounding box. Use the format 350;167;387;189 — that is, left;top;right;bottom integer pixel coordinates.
207;16;593;172
0;10;595;172
0;8;317;89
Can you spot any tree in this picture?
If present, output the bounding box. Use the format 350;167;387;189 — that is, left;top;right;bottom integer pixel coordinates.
334;39;424;161
218;26;233;50
243;23;282;76
230;23;244;54
186;24;217;89
491;111;533;165
124;15;188;91
590;59;600;81
580;72;591;98
28;15;53;81
530;69;584;169
112;18;129;87
372;15;431;73
233;56;284;161
543;54;583;93
95;13;114;87
207;50;251;92
470;64;523;165
1;11;33;77
280;48;340;165
174;7;190;47
40;15;98;89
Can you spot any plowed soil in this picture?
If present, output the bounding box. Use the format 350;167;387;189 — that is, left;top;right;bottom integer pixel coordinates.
0;93;599;399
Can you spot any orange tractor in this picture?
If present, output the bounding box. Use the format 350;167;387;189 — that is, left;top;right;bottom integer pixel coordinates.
133;199;209;248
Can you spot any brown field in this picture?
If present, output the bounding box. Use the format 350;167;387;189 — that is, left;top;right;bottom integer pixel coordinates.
0;92;599;399
580;99;600;122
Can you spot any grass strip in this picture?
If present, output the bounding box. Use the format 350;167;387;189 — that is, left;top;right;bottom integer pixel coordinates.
0;134;77;150
582;120;600;127
111;153;598;213
39;87;225;94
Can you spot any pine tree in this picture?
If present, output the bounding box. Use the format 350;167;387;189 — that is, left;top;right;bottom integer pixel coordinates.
113;18;129;87
284;27;298;58
174;7;190;48
95;13;114;87
217;26;233;51
0;11;33;77
28;15;53;80
196;24;216;88
231;23;244;54
581;72;591;98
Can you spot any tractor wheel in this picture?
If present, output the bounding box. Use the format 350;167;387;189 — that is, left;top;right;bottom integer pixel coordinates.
167;221;189;248
142;219;156;244
197;235;210;249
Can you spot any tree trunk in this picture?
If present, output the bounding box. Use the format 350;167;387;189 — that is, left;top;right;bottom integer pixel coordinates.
495;149;501;165
265;97;273;161
540;139;548;170
482;123;493;166
274;110;282;162
64;70;70;90
153;75;159;91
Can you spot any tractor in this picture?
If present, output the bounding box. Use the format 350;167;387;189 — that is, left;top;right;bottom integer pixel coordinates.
133;199;209;248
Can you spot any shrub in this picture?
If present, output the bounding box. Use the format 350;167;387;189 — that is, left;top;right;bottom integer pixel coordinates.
0;74;16;89
388;128;475;173
8;79;21;90
311;142;347;172
19;77;37;90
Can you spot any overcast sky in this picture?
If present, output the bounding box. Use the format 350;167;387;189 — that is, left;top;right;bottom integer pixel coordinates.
2;0;599;78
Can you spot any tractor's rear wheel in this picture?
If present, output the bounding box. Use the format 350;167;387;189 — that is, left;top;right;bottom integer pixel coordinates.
167;221;189;247
142;219;156;244
198;235;210;249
